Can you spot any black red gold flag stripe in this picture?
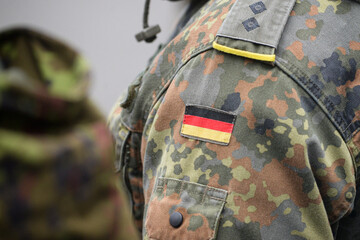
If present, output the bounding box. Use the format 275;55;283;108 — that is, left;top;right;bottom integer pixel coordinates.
181;105;236;145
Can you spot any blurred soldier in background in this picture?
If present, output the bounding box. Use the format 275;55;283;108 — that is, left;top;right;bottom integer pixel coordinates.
109;0;360;239
0;28;139;239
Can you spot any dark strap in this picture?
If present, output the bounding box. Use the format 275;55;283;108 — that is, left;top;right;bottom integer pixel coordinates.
135;0;161;43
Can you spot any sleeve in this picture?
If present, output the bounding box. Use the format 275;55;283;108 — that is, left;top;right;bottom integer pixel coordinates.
335;130;360;239
108;72;147;232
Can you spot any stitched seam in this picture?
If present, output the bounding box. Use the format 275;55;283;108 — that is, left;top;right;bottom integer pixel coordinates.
180;132;230;146
120;43;213;134
201;187;208;204
291;62;346;136
275;59;359;179
215;34;276;48
344;122;354;132
209;196;227;202
209;200;227;240
179;180;185;195
116;126;130;172
352;128;360;139
275;58;349;141
149;43;213;112
157;177;228;196
344;121;360;135
186;104;237;116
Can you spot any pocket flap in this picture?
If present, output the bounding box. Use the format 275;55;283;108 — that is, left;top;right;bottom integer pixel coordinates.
145;178;227;240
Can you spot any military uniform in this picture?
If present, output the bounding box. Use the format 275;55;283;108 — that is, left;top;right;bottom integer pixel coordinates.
109;0;360;239
0;28;139;239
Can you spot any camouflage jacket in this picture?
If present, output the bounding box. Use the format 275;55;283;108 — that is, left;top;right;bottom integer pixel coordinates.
0;28;139;240
109;0;360;239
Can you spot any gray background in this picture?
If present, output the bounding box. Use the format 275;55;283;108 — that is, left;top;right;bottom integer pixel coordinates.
0;0;189;114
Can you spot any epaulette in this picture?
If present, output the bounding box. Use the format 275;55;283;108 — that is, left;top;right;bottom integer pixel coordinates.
213;0;296;63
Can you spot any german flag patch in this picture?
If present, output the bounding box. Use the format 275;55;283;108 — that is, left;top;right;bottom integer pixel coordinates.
181;105;236;145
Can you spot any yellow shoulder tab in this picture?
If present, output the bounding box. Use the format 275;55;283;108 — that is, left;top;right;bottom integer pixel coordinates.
213;41;275;62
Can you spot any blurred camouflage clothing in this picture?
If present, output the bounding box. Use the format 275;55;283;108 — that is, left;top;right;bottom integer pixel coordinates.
109;0;360;239
0;28;139;240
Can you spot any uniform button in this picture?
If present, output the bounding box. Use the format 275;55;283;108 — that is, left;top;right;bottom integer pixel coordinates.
169;212;183;228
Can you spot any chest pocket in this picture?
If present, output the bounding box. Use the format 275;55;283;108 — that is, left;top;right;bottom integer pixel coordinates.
145;177;227;240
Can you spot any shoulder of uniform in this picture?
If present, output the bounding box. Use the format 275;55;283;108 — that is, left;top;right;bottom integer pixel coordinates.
213;0;296;63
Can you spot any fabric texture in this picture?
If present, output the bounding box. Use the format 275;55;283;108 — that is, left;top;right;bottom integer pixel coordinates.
0;28;139;240
109;0;360;239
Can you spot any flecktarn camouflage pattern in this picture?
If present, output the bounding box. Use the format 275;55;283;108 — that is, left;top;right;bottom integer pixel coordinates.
0;28;139;239
109;0;360;239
